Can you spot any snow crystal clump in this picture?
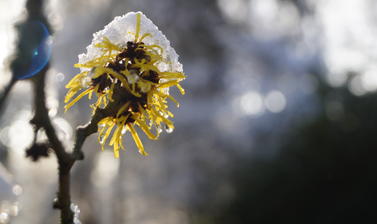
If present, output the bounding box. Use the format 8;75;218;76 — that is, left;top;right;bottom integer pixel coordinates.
78;11;182;73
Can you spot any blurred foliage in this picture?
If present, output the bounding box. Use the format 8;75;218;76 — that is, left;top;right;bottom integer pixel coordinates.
196;78;377;223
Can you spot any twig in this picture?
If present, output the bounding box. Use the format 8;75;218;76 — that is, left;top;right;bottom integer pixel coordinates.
0;78;17;118
30;66;75;223
72;93;123;160
73;108;108;160
30;65;111;223
10;0;110;222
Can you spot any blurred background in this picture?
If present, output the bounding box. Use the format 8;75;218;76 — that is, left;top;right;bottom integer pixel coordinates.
1;0;377;223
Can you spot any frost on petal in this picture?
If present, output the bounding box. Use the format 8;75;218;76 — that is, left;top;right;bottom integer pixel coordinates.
78;11;183;73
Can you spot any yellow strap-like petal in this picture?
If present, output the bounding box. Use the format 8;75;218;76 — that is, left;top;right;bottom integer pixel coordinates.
64;88;92;111
158;80;179;89
139;33;152;42
135;13;141;42
128;123;148;156
136;118;159;140
117;102;131;118
100;121;115;151
159;72;186;79
176;84;185;95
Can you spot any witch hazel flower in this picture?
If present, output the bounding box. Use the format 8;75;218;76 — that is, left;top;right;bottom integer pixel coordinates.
64;12;186;157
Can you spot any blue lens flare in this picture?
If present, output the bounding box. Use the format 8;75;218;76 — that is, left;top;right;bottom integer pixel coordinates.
14;21;52;80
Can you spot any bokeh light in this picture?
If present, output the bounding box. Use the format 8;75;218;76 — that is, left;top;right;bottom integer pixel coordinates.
264;90;286;113
13;21;52;80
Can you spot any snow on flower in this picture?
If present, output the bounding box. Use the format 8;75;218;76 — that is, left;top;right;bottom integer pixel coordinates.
64;12;186;157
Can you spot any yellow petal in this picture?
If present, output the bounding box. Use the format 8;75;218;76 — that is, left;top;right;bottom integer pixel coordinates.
128;124;148;156
64;88;92;111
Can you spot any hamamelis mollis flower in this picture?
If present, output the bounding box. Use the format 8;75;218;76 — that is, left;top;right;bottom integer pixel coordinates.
64;12;185;157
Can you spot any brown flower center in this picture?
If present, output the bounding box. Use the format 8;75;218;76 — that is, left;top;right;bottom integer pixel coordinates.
91;41;160;122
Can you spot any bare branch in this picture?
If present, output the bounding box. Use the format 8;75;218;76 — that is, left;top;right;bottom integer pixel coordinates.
30;66;75;223
73;108;109;160
0;78;17;118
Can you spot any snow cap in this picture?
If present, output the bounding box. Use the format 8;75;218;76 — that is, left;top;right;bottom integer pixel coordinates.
78;11;182;73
